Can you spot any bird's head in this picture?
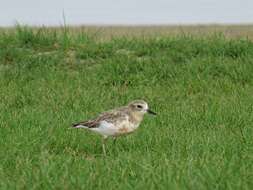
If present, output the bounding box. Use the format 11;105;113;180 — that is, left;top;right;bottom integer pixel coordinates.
128;100;156;116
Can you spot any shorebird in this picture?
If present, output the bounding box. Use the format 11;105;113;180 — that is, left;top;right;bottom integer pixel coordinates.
72;100;156;155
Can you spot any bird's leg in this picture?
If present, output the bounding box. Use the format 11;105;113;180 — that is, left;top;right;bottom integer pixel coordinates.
102;136;107;156
113;137;117;145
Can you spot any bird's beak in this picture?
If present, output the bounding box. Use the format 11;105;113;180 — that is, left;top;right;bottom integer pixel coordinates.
147;109;157;115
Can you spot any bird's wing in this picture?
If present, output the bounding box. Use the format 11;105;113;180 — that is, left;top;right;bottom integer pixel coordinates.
72;107;128;128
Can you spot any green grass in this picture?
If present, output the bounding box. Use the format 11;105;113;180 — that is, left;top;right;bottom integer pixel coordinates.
0;26;253;190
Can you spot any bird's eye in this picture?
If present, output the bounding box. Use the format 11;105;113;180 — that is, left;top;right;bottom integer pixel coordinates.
137;105;142;109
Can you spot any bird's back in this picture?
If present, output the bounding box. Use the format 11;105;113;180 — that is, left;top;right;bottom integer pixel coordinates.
72;106;129;128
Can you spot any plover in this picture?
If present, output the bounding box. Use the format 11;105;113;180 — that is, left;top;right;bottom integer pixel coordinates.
72;100;156;155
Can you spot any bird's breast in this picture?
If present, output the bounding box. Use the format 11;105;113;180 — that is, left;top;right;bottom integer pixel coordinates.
114;121;139;136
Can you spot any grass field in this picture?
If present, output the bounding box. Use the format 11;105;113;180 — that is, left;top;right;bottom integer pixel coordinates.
0;25;253;189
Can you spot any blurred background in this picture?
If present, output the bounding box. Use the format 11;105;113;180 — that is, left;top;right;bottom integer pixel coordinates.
0;0;252;26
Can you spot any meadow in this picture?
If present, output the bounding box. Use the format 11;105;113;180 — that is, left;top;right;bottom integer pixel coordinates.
0;25;253;189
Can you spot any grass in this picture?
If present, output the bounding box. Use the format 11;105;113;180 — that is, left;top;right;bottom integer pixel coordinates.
0;25;253;189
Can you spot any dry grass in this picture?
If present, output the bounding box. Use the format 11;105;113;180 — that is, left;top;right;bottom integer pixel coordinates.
1;24;253;41
72;24;253;40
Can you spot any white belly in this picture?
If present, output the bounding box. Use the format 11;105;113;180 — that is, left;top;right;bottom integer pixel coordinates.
90;120;139;137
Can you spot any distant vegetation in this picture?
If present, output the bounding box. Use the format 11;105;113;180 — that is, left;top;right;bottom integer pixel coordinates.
0;25;252;189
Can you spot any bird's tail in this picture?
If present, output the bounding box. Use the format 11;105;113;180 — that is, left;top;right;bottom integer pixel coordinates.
71;123;88;129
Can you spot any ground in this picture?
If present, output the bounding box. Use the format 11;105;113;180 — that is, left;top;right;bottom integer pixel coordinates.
0;25;252;189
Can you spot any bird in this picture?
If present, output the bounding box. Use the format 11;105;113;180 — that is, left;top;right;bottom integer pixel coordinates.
71;100;156;155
